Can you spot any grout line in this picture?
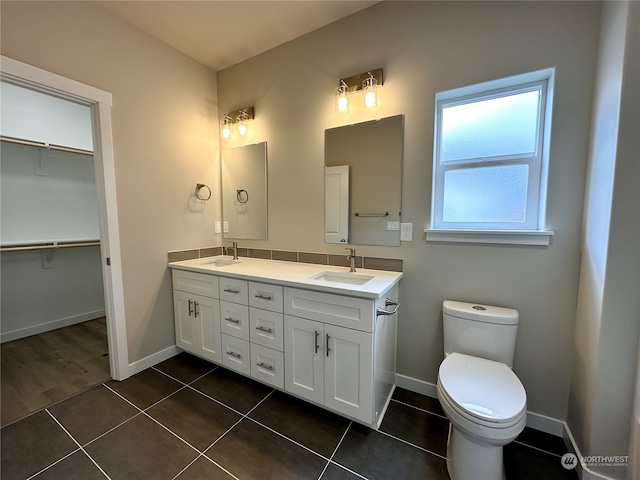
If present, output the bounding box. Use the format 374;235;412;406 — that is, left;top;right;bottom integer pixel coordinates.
513;439;565;458
317;421;370;480
376;428;448;461
390;398;448;419
37;409;112;480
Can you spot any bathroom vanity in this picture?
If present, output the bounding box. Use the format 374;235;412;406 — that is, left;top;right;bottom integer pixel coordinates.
168;256;402;429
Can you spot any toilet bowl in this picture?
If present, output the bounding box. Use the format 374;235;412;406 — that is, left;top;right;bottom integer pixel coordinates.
437;301;527;480
437;353;527;480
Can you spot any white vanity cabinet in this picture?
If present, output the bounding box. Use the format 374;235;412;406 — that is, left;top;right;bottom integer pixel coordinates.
283;286;398;427
170;257;401;429
172;270;222;364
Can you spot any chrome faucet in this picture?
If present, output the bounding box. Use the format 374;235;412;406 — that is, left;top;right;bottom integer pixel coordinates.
228;241;238;260
346;247;357;272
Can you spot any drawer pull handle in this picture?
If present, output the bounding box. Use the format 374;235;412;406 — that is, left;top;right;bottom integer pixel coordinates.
377;299;400;316
255;325;273;333
224;288;240;294
188;299;193;316
256;362;274;371
315;330;319;354
225;317;241;324
194;301;199;318
254;294;273;301
227;351;242;359
326;334;331;357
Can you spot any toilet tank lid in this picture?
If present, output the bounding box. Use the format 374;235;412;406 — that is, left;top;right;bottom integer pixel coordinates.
443;300;518;325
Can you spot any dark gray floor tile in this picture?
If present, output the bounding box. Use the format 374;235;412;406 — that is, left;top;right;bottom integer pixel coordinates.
147;387;241;451
320;462;364;480
379;400;449;456
191;367;272;414
249;390;350;457
392;387;445;416
106;368;182;409
154;352;216;384
0;410;78;480
516;426;570;456
505;441;579;479
175;456;236;479
32;450;107;480
333;422;449;480
206;418;327;480
48;384;139;445
84;414;198;479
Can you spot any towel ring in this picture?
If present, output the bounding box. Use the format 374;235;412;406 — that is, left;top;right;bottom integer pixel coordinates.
195;183;211;201
236;189;249;204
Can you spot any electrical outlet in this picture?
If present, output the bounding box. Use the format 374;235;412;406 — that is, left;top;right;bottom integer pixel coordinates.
387;221;400;231
214;221;221;234
401;222;413;241
223;222;229;233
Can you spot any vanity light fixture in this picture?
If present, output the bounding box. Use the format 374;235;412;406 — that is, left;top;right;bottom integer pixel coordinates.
335;68;383;113
220;107;254;139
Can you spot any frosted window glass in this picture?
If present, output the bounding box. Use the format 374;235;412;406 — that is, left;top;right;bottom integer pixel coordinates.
443;165;529;223
441;89;540;163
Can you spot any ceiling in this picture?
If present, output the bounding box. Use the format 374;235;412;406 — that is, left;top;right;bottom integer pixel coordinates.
97;1;379;72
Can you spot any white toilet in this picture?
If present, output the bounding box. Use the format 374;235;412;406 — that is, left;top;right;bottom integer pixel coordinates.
436;300;527;480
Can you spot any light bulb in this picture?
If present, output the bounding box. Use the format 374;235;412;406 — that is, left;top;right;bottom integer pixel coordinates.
364;90;377;108
221;117;232;139
237;121;248;136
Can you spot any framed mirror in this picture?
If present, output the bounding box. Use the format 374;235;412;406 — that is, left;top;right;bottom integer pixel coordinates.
221;142;268;240
324;115;404;246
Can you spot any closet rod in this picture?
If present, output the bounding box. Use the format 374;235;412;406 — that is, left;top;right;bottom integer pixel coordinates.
0;241;100;253
0;136;93;157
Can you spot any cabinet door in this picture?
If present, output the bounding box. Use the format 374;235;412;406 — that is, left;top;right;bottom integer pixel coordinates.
174;290;198;352
196;295;222;364
284;316;324;405
324;324;373;424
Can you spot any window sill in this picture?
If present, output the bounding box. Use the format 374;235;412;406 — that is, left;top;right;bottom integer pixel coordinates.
424;229;554;246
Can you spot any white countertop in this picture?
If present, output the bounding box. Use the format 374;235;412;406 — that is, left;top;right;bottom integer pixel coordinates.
168;255;402;299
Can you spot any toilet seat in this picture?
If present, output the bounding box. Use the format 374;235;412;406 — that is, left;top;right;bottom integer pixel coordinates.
438;352;526;427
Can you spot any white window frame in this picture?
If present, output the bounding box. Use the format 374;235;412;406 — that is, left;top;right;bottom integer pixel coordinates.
427;68;555;246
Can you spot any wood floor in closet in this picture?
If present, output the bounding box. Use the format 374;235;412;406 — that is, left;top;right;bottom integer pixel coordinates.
1;317;110;427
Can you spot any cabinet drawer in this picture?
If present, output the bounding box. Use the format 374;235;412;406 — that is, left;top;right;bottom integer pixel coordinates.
221;333;251;376
284;288;375;333
250;344;284;389
249;282;284;313
219;278;249;304
220;301;250;340
172;270;219;298
250;307;283;351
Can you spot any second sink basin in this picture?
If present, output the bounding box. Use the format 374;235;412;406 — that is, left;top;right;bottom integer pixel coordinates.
310;271;374;285
199;258;240;267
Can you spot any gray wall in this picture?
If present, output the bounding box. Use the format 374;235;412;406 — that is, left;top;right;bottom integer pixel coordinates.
569;2;639;478
217;1;601;423
1;1;220;363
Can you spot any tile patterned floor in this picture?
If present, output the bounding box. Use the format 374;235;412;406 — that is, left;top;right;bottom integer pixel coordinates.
1;352;579;480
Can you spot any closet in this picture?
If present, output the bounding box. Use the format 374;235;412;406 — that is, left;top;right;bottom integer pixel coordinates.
0;81;109;425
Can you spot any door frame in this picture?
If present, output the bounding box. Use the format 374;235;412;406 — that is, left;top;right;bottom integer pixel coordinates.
1;55;129;380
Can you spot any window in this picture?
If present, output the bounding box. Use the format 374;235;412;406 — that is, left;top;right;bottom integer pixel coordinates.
429;69;554;244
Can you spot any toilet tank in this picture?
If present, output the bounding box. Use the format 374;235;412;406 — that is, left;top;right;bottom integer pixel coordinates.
443;300;519;368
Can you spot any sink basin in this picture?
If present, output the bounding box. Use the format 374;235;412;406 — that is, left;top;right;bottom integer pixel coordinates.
310;271;374;285
199;258;240;267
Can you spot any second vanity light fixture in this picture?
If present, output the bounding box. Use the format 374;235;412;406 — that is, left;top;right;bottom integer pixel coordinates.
335;68;383;114
220;107;254;139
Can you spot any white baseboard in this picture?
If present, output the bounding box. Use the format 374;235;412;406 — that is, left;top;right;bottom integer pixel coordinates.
0;309;106;343
395;372;565;438
128;345;180;377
